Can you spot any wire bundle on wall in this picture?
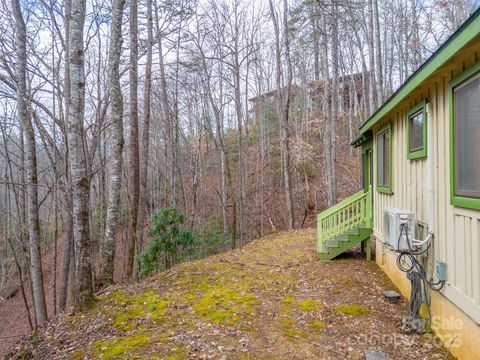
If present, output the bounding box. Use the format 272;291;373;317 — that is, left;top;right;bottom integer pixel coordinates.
395;223;445;333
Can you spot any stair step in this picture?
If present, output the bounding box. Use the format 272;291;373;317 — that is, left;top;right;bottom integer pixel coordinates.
347;228;360;235
326;239;339;248
336;234;350;242
318;227;373;261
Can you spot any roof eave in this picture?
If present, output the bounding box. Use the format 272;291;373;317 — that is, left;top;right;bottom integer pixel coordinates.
351;131;372;148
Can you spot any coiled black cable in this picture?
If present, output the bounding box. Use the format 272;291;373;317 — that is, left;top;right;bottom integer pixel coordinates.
394;222;445;332
396;223;445;291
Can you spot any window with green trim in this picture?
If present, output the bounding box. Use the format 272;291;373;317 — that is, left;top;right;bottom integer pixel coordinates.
451;69;480;208
376;124;392;194
407;101;427;160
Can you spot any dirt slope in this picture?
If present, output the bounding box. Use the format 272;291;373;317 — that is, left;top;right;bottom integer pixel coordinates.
6;229;449;359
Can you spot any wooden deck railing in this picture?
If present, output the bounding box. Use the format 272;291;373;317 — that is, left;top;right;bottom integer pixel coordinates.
317;190;372;253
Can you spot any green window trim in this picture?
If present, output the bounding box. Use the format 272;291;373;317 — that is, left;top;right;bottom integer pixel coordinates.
449;60;480;211
406;100;427;160
376;123;393;195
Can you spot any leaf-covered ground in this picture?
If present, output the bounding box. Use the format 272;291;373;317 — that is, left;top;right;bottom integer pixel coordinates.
8;230;450;359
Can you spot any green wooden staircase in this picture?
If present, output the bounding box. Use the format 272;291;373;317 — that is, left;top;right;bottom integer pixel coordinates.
317;190;373;261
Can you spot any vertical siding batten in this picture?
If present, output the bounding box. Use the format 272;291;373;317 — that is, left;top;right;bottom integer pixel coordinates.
465;215;472;299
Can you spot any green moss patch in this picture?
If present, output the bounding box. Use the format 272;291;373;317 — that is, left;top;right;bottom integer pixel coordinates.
298;299;323;312
334;303;371;316
308;321;325;331
279;318;307;339
93;333;152;359
280;296;323;312
110;289;170;331
193;285;258;324
282;296;296;304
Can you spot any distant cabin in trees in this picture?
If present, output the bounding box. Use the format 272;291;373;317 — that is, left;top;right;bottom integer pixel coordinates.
317;8;480;360
248;72;370;122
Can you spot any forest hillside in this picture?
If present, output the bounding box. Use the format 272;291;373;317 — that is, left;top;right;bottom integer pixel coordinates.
7;230;450;359
1;0;479;356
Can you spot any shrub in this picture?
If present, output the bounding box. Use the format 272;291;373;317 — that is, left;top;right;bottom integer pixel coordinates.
137;206;199;276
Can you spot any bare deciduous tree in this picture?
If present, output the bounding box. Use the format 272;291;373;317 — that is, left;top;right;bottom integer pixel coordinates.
126;0;139;280
11;0;48;325
68;0;94;311
99;0;126;286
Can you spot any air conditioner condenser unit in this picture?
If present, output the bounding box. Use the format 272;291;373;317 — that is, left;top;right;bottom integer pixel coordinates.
383;207;415;251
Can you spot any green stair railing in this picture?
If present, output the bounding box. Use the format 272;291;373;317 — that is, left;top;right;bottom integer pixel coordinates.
317;190;372;253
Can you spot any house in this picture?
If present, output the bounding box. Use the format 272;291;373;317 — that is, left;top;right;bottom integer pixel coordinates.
307;72;369;115
249;72;369;119
317;8;480;359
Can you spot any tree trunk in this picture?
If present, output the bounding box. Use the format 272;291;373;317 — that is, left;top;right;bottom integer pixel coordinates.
68;0;94;311
282;0;294;229
154;0;173;206
329;5;338;205
59;0;73;312
367;0;376;116
11;0;48;325
311;15;320;82
320;14;333;206
373;0;384;103
137;0;153;255
233;38;244;245
410;0;422;70
59;188;73;310
98;0;126;286
269;0;294;229
126;0;139;280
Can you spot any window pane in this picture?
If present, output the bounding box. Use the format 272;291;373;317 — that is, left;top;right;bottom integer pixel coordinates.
383;131;390;187
377;133;384;187
362;153;366;189
377;129;390;188
455;75;480;198
409;111;424;151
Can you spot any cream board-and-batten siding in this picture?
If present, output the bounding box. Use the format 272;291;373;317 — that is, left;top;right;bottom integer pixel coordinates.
370;40;480;325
